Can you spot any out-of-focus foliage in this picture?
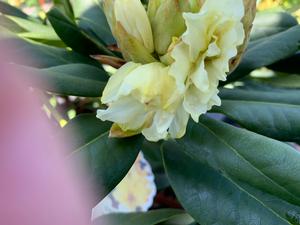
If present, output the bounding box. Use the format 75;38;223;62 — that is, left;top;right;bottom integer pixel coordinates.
258;0;300;21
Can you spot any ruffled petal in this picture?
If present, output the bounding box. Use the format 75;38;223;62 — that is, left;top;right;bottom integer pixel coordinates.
169;103;190;139
142;110;174;142
101;62;141;103
97;97;147;131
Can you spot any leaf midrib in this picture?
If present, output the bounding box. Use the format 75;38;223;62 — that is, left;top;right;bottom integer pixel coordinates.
68;130;109;157
162;142;292;225
197;121;300;205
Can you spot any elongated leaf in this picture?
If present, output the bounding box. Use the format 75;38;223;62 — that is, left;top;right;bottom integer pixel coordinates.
215;88;300;142
70;0;115;45
237;182;300;225
7;15;60;41
53;0;74;19
251;12;298;40
227;25;300;83
0;29;99;68
9;63;108;97
93;209;185;225
163;144;291;225
0;2;29;19
0;15;25;33
65;114;142;202
163;117;300;224
269;52;300;74
47;8;113;56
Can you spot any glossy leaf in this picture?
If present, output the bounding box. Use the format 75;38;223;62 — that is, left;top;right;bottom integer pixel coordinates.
70;0;115;45
269;52;300;74
93;209;185;225
47;8;112;55
251;12;298;40
0;29;100;68
215;88;300;142
9;63;108;97
53;0;74;19
163;116;300;224
65;114;142;202
227;25;300;83
236;182;300;225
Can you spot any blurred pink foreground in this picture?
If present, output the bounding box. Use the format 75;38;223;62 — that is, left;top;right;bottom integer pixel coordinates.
0;49;94;225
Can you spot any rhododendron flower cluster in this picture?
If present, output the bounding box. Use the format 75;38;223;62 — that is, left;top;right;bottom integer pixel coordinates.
97;0;256;142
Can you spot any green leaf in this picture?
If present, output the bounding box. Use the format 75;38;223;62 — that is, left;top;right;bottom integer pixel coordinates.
0;2;29;19
93;209;185;225
70;0;115;45
0;29;100;68
53;0;74;19
215;88;300;142
236;182;300;225
47;7;112;55
269;52;300;74
10;63;108;97
163;117;300;224
255;73;300;88
65;114;142;202
226;25;300;83
6;15;60;41
0;15;25;33
251;12;298;41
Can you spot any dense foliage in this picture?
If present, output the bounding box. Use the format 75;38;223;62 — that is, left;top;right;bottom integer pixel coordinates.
1;0;300;224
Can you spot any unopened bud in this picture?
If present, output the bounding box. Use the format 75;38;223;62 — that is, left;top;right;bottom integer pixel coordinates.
102;0;156;64
147;0;203;55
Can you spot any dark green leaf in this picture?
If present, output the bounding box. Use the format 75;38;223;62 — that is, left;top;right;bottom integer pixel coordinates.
269;52;300;74
237;182;300;225
93;209;184;225
215;88;300;142
226;25;300;83
0;2;29;19
53;0;74;19
47;8;112;55
163;117;300;224
0;29;100;68
10;63;108;97
65;114;142;202
70;0;115;45
251;12;298;41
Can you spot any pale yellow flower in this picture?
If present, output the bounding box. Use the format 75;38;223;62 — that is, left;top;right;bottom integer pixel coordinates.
169;0;245;122
97;62;188;142
99;0;249;141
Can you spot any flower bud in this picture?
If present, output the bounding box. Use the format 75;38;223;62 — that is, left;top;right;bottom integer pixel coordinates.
102;0;156;64
229;0;256;71
147;0;204;55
